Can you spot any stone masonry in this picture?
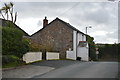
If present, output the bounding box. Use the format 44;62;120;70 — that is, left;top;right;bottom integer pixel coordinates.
31;18;73;59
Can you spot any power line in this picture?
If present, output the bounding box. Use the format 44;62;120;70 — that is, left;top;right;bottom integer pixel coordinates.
58;2;80;17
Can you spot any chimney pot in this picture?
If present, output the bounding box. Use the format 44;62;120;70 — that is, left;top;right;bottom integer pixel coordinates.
43;16;48;27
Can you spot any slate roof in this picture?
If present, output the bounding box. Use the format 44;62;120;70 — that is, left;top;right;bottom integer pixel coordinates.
30;17;86;36
56;18;85;35
0;17;86;37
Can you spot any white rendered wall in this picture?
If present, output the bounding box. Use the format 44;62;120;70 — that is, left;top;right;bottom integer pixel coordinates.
77;47;89;61
73;31;77;59
77;33;82;44
66;31;88;60
83;35;86;41
23;52;42;63
66;51;76;60
77;32;88;61
66;30;77;60
77;33;86;45
46;52;59;60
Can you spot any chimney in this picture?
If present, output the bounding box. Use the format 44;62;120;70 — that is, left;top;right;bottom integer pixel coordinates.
43;16;48;27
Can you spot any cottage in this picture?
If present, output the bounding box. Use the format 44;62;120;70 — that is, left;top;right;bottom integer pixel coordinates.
31;17;89;61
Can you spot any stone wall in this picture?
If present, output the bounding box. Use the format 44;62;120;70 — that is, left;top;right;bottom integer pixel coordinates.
31;19;73;59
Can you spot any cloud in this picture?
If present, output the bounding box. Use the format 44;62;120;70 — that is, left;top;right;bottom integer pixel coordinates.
107;30;118;39
14;2;77;18
0;2;118;44
90;31;108;36
16;18;42;35
37;20;42;27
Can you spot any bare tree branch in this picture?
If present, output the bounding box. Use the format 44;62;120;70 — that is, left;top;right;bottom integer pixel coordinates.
0;2;17;24
14;12;17;23
0;9;5;19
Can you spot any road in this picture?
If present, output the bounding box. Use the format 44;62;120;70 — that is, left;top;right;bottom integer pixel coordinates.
33;62;118;78
2;60;80;78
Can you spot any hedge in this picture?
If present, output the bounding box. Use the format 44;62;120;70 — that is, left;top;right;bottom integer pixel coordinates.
86;35;96;61
2;26;29;66
2;27;29;58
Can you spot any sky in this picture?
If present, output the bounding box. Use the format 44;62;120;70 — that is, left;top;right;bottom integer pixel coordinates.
0;0;119;44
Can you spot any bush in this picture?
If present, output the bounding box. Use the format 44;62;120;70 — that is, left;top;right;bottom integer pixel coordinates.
2;55;21;65
2;27;29;58
2;55;25;68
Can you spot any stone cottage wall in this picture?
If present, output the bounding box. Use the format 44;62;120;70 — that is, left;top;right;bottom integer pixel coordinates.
31;20;73;59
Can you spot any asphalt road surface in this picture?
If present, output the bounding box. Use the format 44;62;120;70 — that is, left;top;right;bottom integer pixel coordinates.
34;62;118;78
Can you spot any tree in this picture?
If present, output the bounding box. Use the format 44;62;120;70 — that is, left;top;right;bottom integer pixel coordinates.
0;2;17;23
4;3;10;20
0;6;6;19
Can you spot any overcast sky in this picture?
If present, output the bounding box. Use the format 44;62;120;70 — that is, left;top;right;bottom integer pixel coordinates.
0;1;119;44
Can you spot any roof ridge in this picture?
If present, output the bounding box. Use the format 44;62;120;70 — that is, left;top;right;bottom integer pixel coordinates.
30;17;86;36
55;17;85;35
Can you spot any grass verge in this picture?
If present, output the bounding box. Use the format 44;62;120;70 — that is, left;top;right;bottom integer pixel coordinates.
2;61;25;69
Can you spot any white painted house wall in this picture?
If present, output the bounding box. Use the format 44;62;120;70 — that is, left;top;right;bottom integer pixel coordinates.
66;31;77;60
76;32;89;61
77;44;89;61
66;30;89;61
46;52;59;60
23;52;42;63
73;31;77;59
66;51;76;60
77;32;86;44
